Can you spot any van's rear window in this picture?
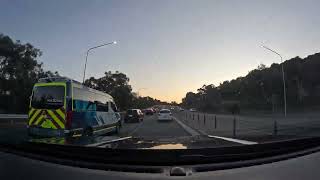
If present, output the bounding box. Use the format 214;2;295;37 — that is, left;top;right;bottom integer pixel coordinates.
127;110;137;115
31;86;65;109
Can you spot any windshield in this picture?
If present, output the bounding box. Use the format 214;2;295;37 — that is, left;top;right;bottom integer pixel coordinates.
2;1;320;166
31;86;65;109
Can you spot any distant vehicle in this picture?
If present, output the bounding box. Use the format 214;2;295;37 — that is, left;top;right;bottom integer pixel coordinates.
125;109;144;123
189;108;197;112
144;109;154;115
179;107;185;111
157;109;173;121
153;108;159;113
27;77;121;137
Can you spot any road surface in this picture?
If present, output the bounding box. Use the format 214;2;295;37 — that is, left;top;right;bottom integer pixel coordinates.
119;114;190;137
0;113;255;147
0;114;192;143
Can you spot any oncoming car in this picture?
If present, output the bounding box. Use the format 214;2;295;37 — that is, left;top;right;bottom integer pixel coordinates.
157;109;173;121
27;77;121;137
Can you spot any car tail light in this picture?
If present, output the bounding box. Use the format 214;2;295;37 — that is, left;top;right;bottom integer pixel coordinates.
66;111;73;129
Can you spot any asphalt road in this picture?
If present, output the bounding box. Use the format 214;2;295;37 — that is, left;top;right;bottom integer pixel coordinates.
0;114;191;143
120;114;190;138
0;114;251;147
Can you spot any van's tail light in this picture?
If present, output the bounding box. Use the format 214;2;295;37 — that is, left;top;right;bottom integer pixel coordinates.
66;111;73;129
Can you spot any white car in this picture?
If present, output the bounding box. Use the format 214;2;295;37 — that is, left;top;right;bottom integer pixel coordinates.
189;108;197;112
157;109;173;121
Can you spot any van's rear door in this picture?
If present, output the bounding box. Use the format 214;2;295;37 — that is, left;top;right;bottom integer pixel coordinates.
28;83;66;130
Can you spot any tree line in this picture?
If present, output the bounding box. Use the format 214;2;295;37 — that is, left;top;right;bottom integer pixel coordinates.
0;34;165;113
0;34;60;113
84;72;167;111
181;53;320;114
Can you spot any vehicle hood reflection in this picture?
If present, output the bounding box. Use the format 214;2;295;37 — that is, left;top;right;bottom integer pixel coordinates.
28;135;241;149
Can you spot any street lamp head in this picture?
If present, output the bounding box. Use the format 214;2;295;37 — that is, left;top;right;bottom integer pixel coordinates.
113;41;117;44
260;44;267;49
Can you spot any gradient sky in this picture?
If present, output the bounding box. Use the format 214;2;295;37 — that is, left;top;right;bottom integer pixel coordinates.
1;0;320;102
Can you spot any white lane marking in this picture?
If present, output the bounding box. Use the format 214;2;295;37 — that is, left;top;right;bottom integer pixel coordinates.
86;136;132;147
173;117;201;136
208;135;258;145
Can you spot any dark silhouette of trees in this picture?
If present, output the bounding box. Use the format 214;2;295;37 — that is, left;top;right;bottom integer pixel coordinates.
0;34;57;113
132;96;164;109
182;53;320;113
85;71;168;110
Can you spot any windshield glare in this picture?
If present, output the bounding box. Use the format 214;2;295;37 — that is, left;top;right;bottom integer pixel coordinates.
1;1;320;154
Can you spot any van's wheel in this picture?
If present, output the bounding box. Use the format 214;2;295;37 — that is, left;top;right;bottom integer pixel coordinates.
83;127;93;136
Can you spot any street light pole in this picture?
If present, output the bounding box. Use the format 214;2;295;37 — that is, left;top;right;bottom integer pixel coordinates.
82;41;117;84
261;45;287;117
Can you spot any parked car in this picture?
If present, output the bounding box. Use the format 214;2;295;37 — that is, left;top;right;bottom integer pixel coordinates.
125;109;144;123
157;109;173;121
144;108;154;115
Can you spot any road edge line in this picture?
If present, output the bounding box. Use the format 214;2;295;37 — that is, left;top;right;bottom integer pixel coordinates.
173;116;202;136
208;135;258;145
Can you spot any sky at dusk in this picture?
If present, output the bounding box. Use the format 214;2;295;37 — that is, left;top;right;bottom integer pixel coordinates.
1;0;320;102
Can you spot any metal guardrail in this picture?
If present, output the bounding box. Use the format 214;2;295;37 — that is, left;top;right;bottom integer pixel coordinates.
0;114;28;119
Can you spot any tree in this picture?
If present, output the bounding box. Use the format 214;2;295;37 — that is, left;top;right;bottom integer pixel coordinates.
181;92;199;109
0;34;54;113
181;52;320;113
84;71;133;110
132;96;163;109
198;84;222;112
171;101;178;106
